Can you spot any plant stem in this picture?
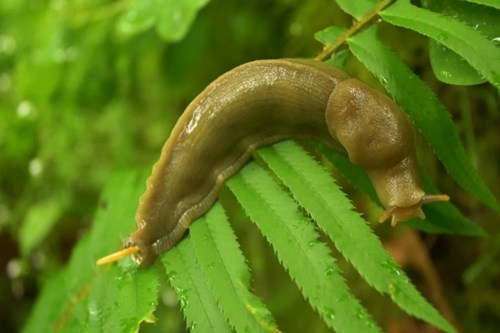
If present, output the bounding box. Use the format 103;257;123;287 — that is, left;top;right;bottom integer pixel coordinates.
315;0;394;61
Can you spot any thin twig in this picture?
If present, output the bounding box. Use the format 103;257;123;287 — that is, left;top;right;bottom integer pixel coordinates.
315;0;394;61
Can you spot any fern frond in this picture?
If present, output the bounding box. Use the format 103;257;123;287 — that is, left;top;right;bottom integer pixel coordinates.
162;236;232;333
256;141;457;333
228;161;383;333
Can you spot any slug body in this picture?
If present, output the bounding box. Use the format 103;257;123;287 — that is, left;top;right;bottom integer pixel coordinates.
124;59;440;267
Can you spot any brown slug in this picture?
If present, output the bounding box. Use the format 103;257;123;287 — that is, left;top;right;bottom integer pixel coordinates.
96;59;448;267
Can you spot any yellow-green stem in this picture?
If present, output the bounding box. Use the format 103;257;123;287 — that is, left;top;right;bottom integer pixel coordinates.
315;0;394;61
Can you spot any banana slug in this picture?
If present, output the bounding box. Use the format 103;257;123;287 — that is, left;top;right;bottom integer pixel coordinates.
97;59;448;267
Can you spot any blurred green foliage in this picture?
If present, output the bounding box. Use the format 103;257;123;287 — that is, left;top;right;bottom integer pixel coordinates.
0;0;499;332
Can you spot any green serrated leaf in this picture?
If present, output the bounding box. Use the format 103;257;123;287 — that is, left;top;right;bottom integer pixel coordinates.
116;0;156;35
380;0;500;88
84;266;122;333
228;161;383;333
189;203;279;333
406;171;486;236
78;263;158;333
87;171;147;263
462;0;500;10
162;237;231;333
423;0;500;85
117;0;210;42
314;25;345;46
22;171;156;333
255;141;457;333
428;41;486;85
116;264;159;332
347;26;500;215
314;144;380;205
157;0;210;41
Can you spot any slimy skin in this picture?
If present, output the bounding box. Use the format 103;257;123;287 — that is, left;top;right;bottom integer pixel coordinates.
101;59;447;267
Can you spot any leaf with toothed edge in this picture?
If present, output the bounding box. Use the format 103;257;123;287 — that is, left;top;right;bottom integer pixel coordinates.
254;140;458;333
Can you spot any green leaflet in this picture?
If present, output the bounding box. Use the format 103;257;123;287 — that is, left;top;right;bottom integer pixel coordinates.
117;0;210;42
334;0;378;19
22;171;159;333
314;25;345;46
256;141;457;333
347;26;500;215
228;161;383;333
81;264;158;333
162;235;231;333
462;0;500;10
380;0;500;89
423;0;500;85
189;203;279;333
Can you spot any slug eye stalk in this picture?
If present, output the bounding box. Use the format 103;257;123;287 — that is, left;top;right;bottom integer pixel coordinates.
378;194;450;226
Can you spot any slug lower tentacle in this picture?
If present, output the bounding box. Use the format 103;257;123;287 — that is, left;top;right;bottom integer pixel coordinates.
96;59;449;267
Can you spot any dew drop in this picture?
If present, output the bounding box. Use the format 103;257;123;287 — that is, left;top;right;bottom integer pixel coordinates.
322;306;336;320
355;308;371;323
176;287;190;308
88;301;102;323
388;282;399;300
380;259;402;276
440;70;452;79
324;266;336;276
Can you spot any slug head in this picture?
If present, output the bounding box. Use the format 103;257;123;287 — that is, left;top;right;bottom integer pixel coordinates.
378;194;450;226
95;229;156;267
368;156;449;226
124;229;156;267
327;78;449;226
